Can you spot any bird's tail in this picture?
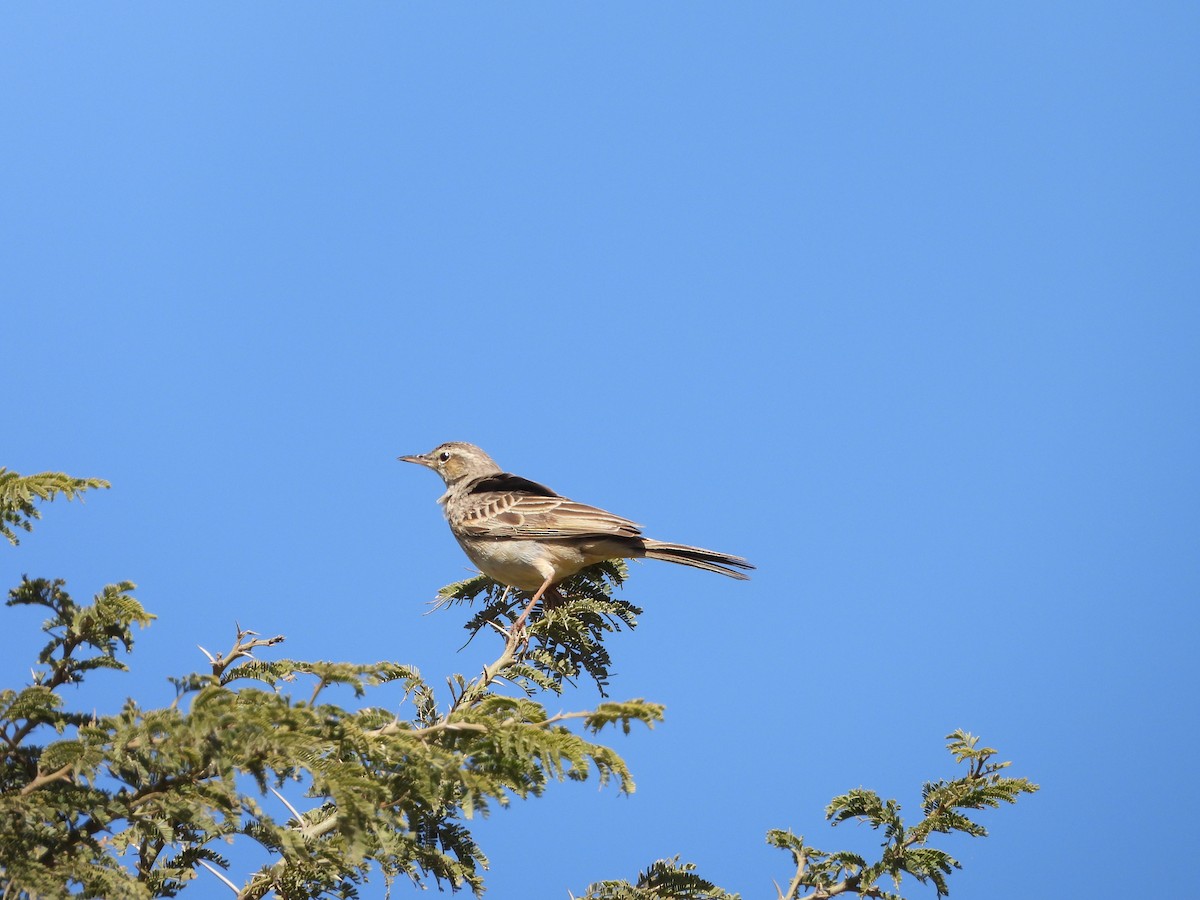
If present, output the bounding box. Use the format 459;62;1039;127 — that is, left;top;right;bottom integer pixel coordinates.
640;540;754;580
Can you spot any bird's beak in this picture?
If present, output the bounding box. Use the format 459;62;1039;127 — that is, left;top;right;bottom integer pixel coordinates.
397;453;433;468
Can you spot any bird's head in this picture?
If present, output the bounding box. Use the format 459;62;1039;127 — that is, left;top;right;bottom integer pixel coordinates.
398;442;502;486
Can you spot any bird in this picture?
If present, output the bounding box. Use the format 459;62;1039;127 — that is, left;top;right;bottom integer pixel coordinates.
398;442;752;621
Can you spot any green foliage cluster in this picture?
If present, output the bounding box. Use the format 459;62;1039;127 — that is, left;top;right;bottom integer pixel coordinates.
0;468;1036;899
0;469;109;546
759;730;1038;900
579;732;1037;900
435;561;639;697
576;857;742;900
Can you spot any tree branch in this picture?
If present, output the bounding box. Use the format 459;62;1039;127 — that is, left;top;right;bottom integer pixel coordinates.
208;624;285;680
19;762;73;795
448;620;526;715
781;846;807;900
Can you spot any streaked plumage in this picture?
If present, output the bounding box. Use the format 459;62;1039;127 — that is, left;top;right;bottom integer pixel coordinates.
399;442;752;613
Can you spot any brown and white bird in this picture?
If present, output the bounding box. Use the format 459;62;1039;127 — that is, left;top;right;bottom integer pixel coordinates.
399;442;752;614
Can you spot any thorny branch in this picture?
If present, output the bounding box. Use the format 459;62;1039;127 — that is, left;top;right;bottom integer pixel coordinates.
197;623;285;681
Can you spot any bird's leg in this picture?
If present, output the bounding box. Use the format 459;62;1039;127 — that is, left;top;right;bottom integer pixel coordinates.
513;575;555;631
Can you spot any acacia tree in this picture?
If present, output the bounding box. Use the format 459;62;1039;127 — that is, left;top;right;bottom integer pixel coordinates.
0;468;1036;899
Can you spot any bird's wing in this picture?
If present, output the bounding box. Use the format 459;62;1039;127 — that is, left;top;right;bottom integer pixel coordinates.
453;473;642;539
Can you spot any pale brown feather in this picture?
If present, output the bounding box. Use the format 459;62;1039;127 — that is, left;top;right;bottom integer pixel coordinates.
454;491;642;540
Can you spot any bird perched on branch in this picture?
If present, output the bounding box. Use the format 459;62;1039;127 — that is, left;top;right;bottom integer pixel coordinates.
399;442;752;622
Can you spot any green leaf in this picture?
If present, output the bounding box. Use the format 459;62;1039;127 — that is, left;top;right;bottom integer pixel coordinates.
0;468;109;546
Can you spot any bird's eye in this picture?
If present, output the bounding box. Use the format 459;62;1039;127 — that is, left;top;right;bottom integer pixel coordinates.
438;451;452;462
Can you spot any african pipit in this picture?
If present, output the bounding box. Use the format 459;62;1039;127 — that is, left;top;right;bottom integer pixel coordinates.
399;442;752;621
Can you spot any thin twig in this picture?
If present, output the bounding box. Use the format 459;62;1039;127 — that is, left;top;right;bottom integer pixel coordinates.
308;678;328;706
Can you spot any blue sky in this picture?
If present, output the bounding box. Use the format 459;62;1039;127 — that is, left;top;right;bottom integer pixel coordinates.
4;3;1198;897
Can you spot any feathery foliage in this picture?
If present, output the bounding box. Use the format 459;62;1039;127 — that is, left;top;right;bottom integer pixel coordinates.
0;468;109;545
577;857;741;900
592;732;1037;900
0;575;664;898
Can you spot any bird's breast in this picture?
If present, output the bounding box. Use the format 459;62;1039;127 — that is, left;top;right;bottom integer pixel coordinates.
453;535;585;591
